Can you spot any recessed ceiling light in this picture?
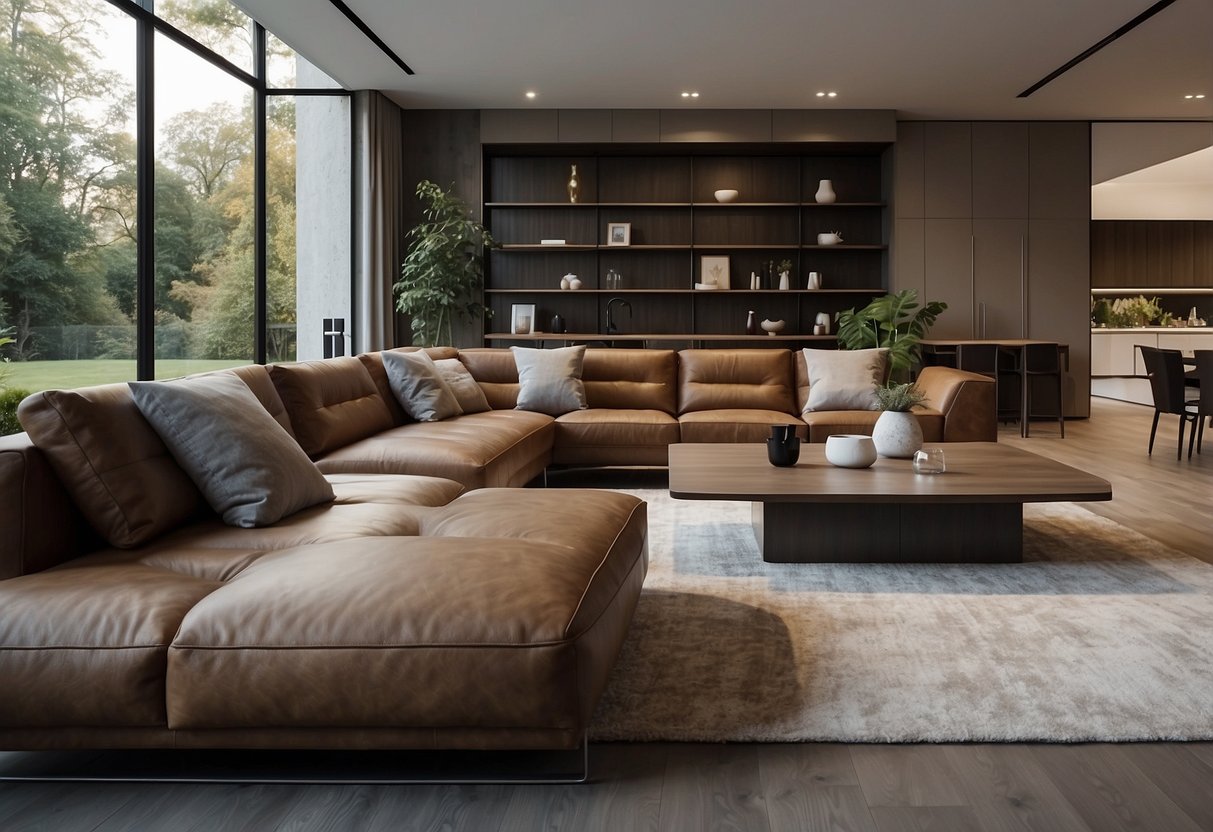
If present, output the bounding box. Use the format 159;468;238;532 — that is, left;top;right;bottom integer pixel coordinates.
815;91;826;97
816;91;839;98
525;91;536;99
827;91;838;98
1197;94;1207;99
680;91;700;98
1185;93;1206;99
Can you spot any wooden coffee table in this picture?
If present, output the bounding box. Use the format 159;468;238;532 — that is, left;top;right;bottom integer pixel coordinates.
668;442;1112;563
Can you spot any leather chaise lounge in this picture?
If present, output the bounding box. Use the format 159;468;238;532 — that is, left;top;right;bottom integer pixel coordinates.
0;348;993;752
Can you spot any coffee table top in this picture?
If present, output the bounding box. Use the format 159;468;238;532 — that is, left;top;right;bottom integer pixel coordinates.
669;442;1112;504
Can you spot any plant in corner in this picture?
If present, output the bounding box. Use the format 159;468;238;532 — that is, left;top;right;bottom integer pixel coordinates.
835;289;947;382
395;180;496;347
872;381;927;459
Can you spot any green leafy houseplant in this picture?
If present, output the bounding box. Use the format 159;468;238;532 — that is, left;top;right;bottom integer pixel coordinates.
395;181;495;347
835;289;947;381
875;382;926;412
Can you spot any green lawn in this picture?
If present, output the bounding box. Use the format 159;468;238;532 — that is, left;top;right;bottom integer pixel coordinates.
3;359;250;394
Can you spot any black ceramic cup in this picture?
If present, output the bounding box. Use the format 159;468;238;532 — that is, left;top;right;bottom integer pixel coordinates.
767;436;801;467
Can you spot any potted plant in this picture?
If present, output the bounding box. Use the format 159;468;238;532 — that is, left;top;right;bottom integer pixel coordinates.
835;289;947;381
872;381;926;458
395;180;495;347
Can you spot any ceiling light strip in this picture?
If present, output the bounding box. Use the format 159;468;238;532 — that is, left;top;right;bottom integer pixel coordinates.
325;0;415;76
1016;0;1180;98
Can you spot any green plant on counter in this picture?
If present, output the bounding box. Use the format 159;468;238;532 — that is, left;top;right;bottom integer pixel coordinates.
836;289;948;381
875;381;926;412
1105;295;1163;327
395;180;496;347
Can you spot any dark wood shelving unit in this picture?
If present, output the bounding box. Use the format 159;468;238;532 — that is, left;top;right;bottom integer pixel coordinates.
483;150;890;346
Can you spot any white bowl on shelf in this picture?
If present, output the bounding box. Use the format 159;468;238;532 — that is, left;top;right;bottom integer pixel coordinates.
714;189;739;203
760;319;786;335
824;434;878;469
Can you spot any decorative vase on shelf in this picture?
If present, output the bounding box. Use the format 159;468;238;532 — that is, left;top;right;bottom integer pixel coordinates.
815;179;836;204
745;310;758;335
568;164;580;204
567;275;583;290
807;271;822;290
551;314;566;333
814;311;831;335
872;411;923;459
560;274;571;290
779;271;790;291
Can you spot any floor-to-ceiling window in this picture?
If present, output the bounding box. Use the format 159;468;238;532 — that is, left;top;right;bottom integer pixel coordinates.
0;0;351;398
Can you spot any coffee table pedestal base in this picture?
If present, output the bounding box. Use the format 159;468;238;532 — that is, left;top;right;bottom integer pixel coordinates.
753;502;1023;563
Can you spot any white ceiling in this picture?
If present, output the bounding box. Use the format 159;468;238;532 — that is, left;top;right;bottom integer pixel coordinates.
236;0;1213;119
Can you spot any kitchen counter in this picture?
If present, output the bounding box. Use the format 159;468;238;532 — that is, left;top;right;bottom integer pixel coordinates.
1092;327;1213;333
1092;329;1213;377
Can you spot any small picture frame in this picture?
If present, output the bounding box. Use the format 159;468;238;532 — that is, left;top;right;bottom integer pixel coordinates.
699;255;731;291
510;303;536;336
607;222;631;246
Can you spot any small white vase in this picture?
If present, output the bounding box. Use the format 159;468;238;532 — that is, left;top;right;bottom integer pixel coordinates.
560;275;571;290
568;276;583;290
872;411;923;459
825;434;877;468
815;179;836;204
807;271;822;290
779;271;790;291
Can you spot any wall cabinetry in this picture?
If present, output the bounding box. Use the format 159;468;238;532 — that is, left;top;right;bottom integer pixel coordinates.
483;150;890;346
894;121;1090;416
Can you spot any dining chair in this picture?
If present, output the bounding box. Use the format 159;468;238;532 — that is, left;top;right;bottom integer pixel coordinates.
1020;343;1064;438
1139;345;1199;460
1186;350;1213;458
957;344;1019;423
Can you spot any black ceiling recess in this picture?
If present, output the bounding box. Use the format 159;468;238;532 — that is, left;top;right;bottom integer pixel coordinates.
325;0;414;76
1018;0;1180;97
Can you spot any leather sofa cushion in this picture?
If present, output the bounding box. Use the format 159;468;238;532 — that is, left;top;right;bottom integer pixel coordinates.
166;491;646;731
583;349;678;413
802;409;945;443
221;365;296;437
0;562;219;728
457;348;520;410
270;357;394;457
359;348;462;426
17;384;205;549
314;410;554;490
553;409;679;466
678;349;795;415
679;409;807;443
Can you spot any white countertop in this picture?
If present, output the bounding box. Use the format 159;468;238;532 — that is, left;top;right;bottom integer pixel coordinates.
1092;327;1213;333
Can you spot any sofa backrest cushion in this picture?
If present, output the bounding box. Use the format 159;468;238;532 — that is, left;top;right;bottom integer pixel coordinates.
457;348;520;410
17;384;205;549
269;357;394;457
677;349;796;415
583;349;678;414
358;347;461;425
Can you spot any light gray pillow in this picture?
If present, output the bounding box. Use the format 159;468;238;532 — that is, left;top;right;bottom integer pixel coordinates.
434;358;491;414
512;345;588;416
129;374;334;528
802;348;889;412
382;350;463;422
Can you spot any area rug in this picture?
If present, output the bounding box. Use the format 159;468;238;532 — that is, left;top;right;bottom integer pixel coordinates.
589;491;1213;742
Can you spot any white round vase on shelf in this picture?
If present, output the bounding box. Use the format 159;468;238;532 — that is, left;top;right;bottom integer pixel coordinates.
872;411;923;458
815;179;836;204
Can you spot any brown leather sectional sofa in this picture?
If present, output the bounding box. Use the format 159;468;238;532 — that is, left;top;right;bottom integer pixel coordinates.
0;347;992;752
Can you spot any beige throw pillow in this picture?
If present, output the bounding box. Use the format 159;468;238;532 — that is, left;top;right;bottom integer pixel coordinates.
382;350;463;422
512;345;588;416
129;374;335;528
434;358;491;414
802;348;889;412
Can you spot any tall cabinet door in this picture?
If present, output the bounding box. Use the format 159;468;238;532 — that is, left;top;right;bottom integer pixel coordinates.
1029;218;1091;417
924;219;973;338
972;218;1027;339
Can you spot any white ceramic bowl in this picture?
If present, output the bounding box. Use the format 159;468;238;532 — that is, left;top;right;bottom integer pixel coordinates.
824;434;878;469
714;189;739;203
816;232;842;245
760;319;786;335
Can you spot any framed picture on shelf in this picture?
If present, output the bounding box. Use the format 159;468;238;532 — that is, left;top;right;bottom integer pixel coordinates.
606;222;631;246
510;303;536;336
698;255;730;291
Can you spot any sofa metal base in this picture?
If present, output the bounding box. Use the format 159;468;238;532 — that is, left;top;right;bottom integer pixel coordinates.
0;734;590;785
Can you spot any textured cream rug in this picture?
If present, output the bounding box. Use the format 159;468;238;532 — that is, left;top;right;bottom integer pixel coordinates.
590;491;1213;742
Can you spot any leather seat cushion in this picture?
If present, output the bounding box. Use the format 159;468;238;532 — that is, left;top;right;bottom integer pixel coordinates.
802;409;945;443
0;563;220;728
314;411;554;490
553;409;679;465
167;491;646;732
678;409;807;443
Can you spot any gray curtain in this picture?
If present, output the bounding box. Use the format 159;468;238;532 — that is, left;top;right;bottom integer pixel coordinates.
352;90;403;353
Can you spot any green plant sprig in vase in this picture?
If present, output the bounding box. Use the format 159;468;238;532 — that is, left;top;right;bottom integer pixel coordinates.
395;180;496;348
875;381;926;412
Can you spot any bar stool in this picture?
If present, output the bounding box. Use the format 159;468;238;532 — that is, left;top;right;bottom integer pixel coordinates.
1021;343;1064;438
957;344;1019;423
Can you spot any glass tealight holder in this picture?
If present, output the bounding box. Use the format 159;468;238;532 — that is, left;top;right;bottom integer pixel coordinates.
912;447;946;474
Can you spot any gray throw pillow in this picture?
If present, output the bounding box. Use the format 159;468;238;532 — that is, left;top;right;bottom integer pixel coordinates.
512;345;588;416
434;358;491;414
382;350;463;422
802;348;889;412
129;374;334;528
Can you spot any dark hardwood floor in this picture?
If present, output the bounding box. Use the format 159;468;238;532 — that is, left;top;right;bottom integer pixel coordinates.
3;396;1211;831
